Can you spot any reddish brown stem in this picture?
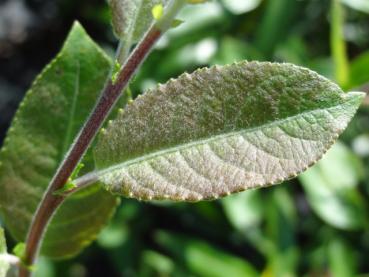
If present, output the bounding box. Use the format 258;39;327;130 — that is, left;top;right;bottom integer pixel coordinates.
19;27;161;277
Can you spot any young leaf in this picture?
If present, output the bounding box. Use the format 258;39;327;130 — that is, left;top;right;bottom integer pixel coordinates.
0;22;119;258
0;228;10;277
94;61;364;201
108;0;169;60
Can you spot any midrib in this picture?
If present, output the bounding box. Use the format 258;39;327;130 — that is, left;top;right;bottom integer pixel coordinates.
61;61;80;158
94;98;352;178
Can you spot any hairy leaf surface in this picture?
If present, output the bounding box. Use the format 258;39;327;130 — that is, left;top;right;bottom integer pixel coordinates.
95;61;364;201
0;22;119;258
0;228;9;277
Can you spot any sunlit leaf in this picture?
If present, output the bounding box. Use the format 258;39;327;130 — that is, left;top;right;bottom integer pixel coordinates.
0;228;9;277
95;61;363;201
222;190;262;231
341;0;369;13
0;22;119;258
221;0;262;15
299;142;367;230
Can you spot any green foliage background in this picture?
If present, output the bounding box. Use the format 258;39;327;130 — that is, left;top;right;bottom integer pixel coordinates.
1;0;369;276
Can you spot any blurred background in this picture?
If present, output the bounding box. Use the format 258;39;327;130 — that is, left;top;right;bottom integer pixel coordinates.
1;0;369;276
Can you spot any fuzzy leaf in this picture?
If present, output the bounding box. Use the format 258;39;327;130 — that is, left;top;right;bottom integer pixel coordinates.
94;61;364;201
0;22;119;258
0;228;9;277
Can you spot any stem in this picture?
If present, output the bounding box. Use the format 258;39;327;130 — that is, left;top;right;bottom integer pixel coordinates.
19;26;161;277
330;0;349;88
19;2;186;276
66;172;100;195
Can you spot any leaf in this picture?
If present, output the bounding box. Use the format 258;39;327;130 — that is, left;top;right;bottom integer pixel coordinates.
341;0;369;13
222;190;263;231
328;238;357;277
349;51;369;88
263;188;298;277
0;228;9;277
221;0;262;15
108;0;169;59
155;231;259;277
0;22;119;258
212;37;262;66
140;250;175;276
254;0;302;58
299;142;367;230
94;61;364;201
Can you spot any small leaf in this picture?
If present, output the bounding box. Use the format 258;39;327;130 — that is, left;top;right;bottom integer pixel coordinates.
0;22;119;258
95;61;364;201
171;19;184;28
299;142;367;230
52;183;77;196
12;243;25;261
0;228;10;277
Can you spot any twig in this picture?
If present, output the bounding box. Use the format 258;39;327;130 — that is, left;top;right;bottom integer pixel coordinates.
19;2;186;276
19;26;161;277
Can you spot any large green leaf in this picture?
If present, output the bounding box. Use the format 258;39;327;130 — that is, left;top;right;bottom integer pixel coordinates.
0;228;9;277
95;61;364;201
0;22;118;258
299;142;367;230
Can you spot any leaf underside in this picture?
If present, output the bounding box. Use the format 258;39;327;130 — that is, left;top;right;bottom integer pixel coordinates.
0;22;119;258
0;228;9;277
95;61;364;201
